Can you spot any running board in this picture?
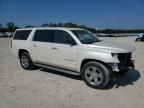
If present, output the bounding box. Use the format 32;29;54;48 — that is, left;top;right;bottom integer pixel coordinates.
35;63;80;76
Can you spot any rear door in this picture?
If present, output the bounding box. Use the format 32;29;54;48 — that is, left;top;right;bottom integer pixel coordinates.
31;30;54;64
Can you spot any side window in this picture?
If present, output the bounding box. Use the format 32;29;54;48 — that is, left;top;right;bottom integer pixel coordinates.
13;30;31;40
33;30;54;42
54;30;76;45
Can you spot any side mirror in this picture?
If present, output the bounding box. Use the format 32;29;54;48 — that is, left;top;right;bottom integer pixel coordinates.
70;41;76;46
67;39;77;46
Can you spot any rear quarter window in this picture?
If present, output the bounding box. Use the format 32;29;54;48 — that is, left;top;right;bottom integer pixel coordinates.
13;30;31;40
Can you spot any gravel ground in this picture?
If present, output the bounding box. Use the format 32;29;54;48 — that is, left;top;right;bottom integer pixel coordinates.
0;37;144;108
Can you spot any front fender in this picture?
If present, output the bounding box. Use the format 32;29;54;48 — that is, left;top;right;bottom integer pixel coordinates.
77;50;119;72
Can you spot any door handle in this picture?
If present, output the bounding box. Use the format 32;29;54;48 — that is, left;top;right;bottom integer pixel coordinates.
52;47;58;50
33;44;37;47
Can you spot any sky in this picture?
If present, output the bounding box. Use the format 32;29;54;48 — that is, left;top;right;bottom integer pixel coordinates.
0;0;144;29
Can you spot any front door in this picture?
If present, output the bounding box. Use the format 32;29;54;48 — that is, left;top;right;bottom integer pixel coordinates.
50;30;78;71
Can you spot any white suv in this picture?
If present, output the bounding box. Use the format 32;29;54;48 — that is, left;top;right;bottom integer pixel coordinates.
11;27;135;89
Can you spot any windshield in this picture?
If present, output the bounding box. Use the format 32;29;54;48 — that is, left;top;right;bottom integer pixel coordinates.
71;30;100;44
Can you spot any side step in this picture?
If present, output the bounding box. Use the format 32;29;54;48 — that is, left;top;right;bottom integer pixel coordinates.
35;63;80;76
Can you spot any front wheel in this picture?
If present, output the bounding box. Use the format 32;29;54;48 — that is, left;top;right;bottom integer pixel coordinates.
81;61;110;89
19;52;34;70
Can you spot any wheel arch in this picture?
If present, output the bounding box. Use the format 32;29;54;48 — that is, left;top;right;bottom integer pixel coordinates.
80;58;112;75
18;49;29;58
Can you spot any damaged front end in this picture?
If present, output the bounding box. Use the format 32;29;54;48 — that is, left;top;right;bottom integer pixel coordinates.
109;53;135;74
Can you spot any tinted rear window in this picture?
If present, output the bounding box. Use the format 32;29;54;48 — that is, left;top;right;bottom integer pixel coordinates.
33;30;54;42
13;30;31;40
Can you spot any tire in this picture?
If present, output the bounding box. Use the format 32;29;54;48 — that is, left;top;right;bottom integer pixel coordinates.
19;52;34;70
81;61;110;89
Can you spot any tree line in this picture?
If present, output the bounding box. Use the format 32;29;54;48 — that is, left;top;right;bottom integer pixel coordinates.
0;22;18;33
0;22;144;33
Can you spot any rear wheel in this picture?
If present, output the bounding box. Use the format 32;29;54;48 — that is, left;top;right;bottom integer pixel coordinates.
81;61;110;89
19;52;34;70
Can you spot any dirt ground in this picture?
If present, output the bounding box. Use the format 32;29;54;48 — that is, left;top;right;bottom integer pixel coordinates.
0;36;144;108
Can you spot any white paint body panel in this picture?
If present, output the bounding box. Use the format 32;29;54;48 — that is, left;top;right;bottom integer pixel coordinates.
11;27;135;73
50;43;78;71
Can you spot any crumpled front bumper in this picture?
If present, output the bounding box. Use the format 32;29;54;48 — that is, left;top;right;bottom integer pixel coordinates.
108;60;135;73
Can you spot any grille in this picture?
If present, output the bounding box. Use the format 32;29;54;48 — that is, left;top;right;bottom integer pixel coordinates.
118;53;131;69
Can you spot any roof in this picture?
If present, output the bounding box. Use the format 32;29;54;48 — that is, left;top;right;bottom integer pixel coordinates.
16;27;84;31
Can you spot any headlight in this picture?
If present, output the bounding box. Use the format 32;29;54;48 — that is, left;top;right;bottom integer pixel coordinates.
111;53;118;59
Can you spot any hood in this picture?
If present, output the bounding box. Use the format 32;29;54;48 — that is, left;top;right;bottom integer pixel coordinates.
87;41;136;53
